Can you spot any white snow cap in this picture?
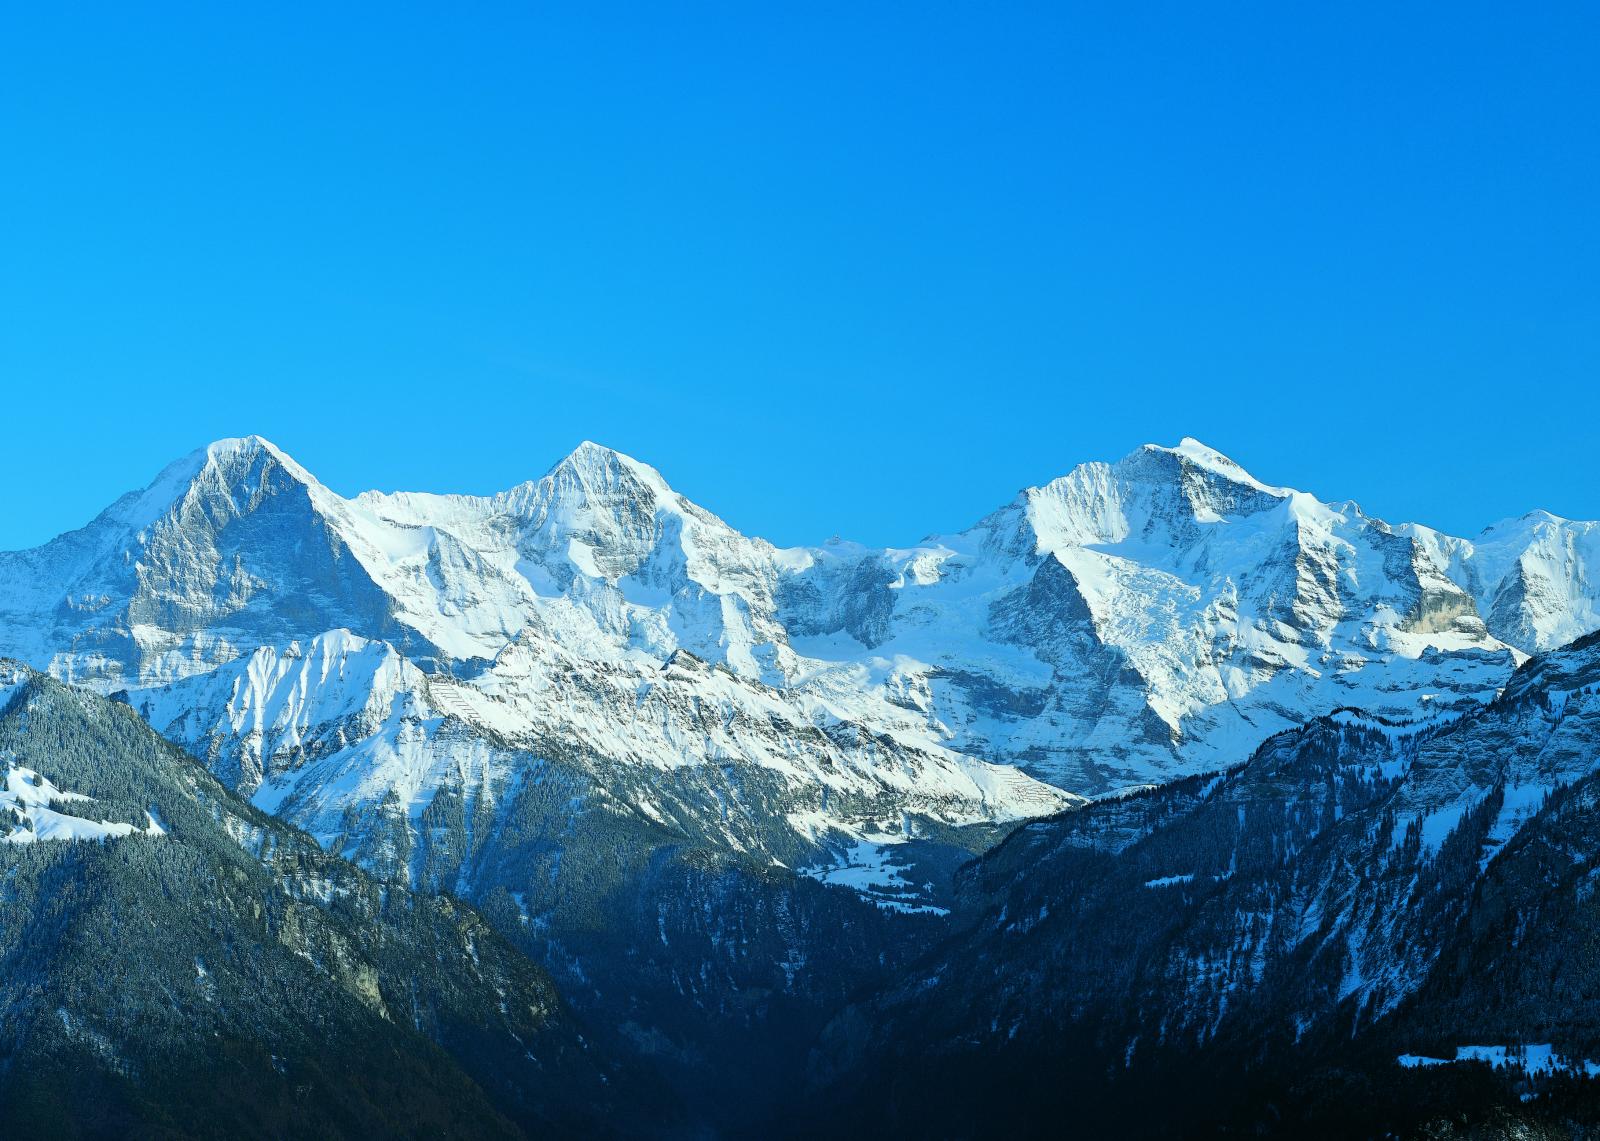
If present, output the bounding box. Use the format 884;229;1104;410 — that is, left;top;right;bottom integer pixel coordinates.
1145;438;1285;495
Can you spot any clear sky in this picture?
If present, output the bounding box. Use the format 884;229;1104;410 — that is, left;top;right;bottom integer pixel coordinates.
2;2;1596;550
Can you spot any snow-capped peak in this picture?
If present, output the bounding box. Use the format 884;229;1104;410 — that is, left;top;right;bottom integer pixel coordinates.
1007;439;1311;560
1146;437;1285;496
482;441;684;531
1481;507;1574;535
169;434;320;493
203;433;292;463
122;433;331;534
546;439;651;478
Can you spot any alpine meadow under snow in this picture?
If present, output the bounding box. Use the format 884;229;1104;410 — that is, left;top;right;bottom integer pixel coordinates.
6;436;1600;1136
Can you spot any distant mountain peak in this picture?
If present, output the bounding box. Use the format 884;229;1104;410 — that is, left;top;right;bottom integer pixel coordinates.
1135;437;1285;496
1492;507;1574;531
140;434;327;515
545;439;652;477
521;439;678;509
204;432;288;459
563;438;624;460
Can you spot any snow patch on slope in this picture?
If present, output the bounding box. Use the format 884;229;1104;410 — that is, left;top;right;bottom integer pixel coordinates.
0;765;166;845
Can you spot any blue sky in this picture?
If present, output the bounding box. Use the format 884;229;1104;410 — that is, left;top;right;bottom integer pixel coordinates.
2;2;1596;550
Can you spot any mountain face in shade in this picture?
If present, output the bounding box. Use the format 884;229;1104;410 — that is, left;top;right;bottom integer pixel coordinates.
804;629;1600;1137
0;664;633;1139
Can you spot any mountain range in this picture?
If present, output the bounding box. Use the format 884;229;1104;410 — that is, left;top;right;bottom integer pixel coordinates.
5;435;1600;1136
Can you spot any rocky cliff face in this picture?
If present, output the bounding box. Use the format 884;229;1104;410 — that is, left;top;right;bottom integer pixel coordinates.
0;439;426;685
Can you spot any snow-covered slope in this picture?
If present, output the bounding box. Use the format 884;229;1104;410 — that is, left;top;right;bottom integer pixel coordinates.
2;433;1596;848
0;759;166;845
1407;511;1600;653
130;627;1065;890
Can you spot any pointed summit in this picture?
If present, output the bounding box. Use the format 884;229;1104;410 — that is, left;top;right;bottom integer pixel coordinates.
1135;438;1285;496
203;433;288;461
510;441;680;522
548;439;622;470
0;434;330;590
119;435;325;531
565;439;622;460
541;440;668;489
119;434;333;535
0;433;403;686
198;434;321;484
